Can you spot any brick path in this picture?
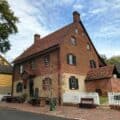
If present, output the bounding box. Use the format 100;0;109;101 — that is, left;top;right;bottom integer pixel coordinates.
0;102;120;120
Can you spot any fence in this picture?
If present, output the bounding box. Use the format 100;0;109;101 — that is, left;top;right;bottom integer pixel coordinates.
63;92;100;105
108;92;120;106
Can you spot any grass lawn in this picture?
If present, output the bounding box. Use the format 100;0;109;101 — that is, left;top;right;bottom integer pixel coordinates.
100;96;108;104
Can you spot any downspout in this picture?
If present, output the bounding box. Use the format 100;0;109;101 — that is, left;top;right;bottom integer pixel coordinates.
110;77;113;92
58;47;61;105
11;65;15;96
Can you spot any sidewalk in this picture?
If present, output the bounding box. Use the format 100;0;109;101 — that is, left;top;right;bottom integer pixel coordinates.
0;102;120;120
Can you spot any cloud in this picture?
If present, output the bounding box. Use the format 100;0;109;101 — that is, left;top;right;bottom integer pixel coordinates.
73;4;84;10
6;0;51;62
89;8;107;14
4;0;120;62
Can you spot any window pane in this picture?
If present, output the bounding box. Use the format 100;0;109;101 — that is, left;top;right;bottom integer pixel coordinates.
31;60;36;69
67;54;76;65
69;55;73;64
20;65;23;73
69;76;79;90
42;78;51;90
71;37;76;45
44;55;50;66
75;29;78;34
87;44;90;50
90;60;96;68
16;83;23;93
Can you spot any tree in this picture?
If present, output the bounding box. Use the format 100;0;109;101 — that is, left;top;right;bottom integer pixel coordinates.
107;56;120;78
106;56;120;65
0;0;18;53
100;54;107;61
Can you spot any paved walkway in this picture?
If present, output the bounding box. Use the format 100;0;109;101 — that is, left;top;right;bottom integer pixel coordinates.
0;102;120;120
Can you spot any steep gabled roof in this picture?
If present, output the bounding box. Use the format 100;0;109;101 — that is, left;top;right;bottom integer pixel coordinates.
13;23;75;63
79;21;106;66
0;55;11;66
0;65;12;74
13;11;106;66
86;65;115;81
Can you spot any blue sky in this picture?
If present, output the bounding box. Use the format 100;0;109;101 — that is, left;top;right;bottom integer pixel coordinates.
3;0;120;62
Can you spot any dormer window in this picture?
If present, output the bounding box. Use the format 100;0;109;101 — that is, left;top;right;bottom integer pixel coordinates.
70;37;76;46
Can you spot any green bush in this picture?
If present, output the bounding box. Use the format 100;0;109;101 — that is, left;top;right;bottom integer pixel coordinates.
21;93;28;101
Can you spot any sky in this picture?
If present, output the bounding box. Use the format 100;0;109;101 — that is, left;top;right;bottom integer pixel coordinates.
2;0;120;62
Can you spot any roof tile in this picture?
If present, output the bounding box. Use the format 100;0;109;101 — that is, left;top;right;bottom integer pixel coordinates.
14;23;75;62
86;65;114;81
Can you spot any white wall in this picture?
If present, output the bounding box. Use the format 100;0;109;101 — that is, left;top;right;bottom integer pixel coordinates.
63;92;100;105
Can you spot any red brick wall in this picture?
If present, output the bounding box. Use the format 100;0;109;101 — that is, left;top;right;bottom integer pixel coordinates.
85;78;112;95
14;22;103;80
13;65;20;82
13;49;59;82
111;78;120;92
60;22;100;74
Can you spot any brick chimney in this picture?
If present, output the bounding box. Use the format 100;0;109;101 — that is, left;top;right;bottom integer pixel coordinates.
73;11;80;23
34;34;40;45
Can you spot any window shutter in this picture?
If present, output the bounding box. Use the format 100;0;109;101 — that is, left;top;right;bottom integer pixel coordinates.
75;79;79;89
93;61;96;68
67;54;69;64
16;83;23;93
69;78;72;89
73;55;76;65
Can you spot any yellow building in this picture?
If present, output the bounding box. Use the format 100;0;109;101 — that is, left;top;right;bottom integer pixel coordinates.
0;55;12;95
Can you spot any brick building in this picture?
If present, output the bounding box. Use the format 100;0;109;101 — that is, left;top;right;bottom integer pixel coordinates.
12;11;120;104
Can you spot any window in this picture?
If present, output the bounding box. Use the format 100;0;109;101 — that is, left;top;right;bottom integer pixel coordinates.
82;32;85;37
44;55;50;66
69;76;79;90
67;54;76;65
34;88;39;98
30;60;36;70
74;29;78;34
90;60;96;68
70;37;76;46
42;78;51;90
16;82;23;93
87;43;90;50
20;65;23;74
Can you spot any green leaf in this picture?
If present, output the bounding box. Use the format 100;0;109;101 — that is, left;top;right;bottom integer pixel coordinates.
0;0;18;53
